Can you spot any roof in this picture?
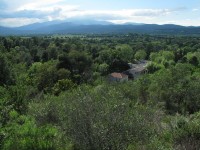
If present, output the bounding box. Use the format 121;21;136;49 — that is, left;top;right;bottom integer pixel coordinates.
130;60;148;72
110;72;128;79
124;60;149;75
134;66;146;72
124;67;146;75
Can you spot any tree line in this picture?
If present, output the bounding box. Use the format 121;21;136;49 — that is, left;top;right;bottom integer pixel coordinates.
0;34;200;149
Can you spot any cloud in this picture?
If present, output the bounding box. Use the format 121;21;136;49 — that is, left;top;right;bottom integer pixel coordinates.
0;8;62;18
128;9;172;16
109;18;200;27
0;0;79;26
0;0;190;27
57;9;175;21
0;0;79;18
192;8;199;11
160;18;200;26
0;8;177;27
0;18;42;27
0;0;64;10
16;0;64;11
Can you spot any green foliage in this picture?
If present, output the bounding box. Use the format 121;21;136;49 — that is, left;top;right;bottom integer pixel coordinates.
166;113;200;149
148;63;200;114
150;51;175;68
0;54;13;86
1;111;72;150
68;50;92;74
29;83;164;150
147;62;164;73
47;44;58;60
1;35;200;150
115;44;134;62
185;52;199;66
57;68;71;80
27;61;73;93
134;50;147;60
0;86;13;126
97;63;109;75
52;79;76;95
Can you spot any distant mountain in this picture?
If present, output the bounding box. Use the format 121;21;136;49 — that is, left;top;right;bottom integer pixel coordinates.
121;22;145;25
1;20;200;36
15;20;112;31
64;19;113;25
0;26;19;35
15;20;64;30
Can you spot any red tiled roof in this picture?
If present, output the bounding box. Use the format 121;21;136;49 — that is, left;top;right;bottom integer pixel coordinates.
110;72;128;78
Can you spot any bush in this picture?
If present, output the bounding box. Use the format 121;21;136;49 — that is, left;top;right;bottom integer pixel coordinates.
29;84;164;150
172;113;200;150
0;111;73;150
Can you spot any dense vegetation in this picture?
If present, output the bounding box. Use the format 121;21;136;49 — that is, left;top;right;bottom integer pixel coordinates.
0;34;200;150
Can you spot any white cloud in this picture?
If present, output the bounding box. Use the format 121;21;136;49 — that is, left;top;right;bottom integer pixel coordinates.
0;8;176;27
1;0;64;10
0;18;42;27
192;8;199;11
17;0;63;11
143;19;200;26
171;19;200;26
17;2;78;13
0;0;195;27
58;9;173;21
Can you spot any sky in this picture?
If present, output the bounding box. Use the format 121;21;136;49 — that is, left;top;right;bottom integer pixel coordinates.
0;0;200;27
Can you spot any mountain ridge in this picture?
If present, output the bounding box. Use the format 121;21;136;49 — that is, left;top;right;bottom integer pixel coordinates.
1;20;200;35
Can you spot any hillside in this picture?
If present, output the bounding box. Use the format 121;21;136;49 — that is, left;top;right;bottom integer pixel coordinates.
1;21;200;35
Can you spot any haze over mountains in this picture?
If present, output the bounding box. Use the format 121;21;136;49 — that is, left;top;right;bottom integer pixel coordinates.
1;20;200;35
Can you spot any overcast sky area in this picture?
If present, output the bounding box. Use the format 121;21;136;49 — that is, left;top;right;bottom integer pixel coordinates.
0;0;200;27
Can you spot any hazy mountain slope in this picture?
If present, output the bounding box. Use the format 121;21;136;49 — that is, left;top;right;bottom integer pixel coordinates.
1;21;200;35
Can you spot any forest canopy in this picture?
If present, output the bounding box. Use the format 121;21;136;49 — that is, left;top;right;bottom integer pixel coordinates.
1;34;200;150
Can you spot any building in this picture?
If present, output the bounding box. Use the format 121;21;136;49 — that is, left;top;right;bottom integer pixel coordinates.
109;72;128;82
123;60;148;79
